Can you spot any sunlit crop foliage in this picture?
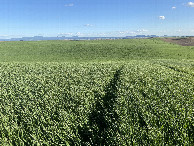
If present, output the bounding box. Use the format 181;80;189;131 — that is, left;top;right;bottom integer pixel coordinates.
0;39;193;145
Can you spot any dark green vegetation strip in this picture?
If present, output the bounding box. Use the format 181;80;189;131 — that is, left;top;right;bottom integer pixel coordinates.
79;66;123;145
0;39;194;145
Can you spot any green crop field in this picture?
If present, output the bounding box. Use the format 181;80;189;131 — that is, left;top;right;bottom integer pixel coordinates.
0;39;193;145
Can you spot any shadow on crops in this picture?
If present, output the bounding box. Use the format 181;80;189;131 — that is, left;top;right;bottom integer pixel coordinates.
78;66;123;145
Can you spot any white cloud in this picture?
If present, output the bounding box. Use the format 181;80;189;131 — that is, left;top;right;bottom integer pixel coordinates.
129;31;135;34
119;31;128;34
176;29;182;32
187;2;194;7
159;16;165;20
84;24;93;27
172;6;176;9
57;29;150;37
64;3;74;7
76;32;83;36
136;29;148;32
58;32;85;37
0;35;10;37
58;33;73;36
0;35;23;39
115;29;149;36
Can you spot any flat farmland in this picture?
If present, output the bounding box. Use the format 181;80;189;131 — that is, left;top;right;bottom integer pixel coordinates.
0;39;193;145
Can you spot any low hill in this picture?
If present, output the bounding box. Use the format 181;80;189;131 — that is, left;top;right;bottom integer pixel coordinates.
0;39;194;62
161;37;194;46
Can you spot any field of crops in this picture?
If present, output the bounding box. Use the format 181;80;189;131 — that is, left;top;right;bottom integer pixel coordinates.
0;39;193;145
0;39;194;62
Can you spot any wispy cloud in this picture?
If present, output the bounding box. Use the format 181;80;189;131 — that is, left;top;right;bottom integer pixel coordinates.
58;32;87;37
115;29;149;36
64;3;74;7
176;29;182;32
136;29;148;33
58;33;73;36
187;2;194;7
172;6;176;9
76;32;82;35
57;29;150;37
118;31;129;34
84;24;94;27
159;16;165;20
0;35;23;39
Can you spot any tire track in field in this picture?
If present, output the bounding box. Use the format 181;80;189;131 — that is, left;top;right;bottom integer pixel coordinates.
78;66;124;145
159;64;194;77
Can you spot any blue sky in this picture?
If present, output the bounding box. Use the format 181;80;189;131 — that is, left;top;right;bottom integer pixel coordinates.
0;0;194;38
